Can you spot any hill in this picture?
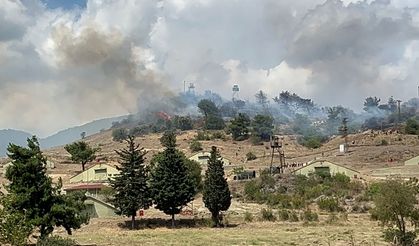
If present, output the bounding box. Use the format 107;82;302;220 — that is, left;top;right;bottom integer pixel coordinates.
0;129;32;156
0;115;127;157
39;115;126;149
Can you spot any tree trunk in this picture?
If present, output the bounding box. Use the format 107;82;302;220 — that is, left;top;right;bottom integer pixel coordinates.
211;211;220;228
171;214;175;228
82;162;86;171
131;214;136;230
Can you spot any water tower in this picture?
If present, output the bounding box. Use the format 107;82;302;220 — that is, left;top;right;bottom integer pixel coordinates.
232;84;240;101
188;83;195;96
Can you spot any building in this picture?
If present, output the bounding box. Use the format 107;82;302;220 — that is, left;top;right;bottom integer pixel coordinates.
84;196;118;218
405;156;419;166
69;163;119;184
292;160;360;179
64;183;108;197
64;182;118;218
188;152;231;166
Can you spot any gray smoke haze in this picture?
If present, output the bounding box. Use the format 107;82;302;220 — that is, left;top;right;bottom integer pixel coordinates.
0;0;418;136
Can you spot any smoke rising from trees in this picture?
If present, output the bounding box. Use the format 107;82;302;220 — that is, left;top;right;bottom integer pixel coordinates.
0;0;418;135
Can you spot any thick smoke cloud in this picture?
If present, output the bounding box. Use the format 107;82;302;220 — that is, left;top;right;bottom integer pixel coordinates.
0;0;418;136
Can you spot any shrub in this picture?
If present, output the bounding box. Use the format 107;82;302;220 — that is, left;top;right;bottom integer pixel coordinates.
211;131;226;140
244;180;262;202
278;209;289;221
37;236;77;246
260;208;276;222
244;211;253;222
317;197;341;212
383;228;416;246
250;135;262;145
189;140;203;152
405;118;419;135
112;128;128;142
301;210;319;222
289;211;299;222
0;210;32;246
195;131;211;141
380;139;388;146
326;213;339;224
246;152;257;161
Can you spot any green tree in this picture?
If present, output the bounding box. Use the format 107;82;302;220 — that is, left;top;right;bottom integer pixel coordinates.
4;137;88;239
252;114;274;141
64;141;98;171
228;113;251;140
112;128;128;142
109;136;152;229
405;118;419;135
370;180;419;245
189;139;203;152
149;131;196;227
203;146;231;227
198;99;225;130
173;116;193;131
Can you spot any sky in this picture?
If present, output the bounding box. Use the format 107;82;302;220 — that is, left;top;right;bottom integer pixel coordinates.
0;0;419;137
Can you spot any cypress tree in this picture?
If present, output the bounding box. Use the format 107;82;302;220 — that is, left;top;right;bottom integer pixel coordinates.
149;131;195;227
110;136;152;229
203;146;231;227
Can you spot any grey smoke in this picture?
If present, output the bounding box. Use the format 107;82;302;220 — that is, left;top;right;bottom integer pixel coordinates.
0;0;418;136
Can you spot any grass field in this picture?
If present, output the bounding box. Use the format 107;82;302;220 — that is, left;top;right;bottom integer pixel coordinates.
62;214;387;246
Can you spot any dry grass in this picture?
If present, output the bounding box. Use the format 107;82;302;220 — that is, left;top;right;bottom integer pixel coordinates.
60;214;386;246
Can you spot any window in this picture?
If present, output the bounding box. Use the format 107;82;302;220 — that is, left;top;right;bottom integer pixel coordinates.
94;168;107;174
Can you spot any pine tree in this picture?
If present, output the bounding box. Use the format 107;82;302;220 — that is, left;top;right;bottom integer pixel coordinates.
203;146;231;227
64;141;98;171
110;136;152;229
4;136;88;239
149;131;195;227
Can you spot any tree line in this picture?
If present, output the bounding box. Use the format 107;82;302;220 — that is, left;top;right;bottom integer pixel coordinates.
0;132;231;245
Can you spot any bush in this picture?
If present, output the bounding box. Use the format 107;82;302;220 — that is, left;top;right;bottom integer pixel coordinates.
195;131;211;141
211;131;226;140
244;180;262;202
289;211;299;222
244;211;253;222
250;135;263;145
325;213;339;224
189;140;203;152
298;135;324;149
380;139;388;146
37;236;77;246
278;209;289;221
405;118;419;135
112;128;128;142
301;210;319;222
383;228;416;246
260;208;276;222
317;197;341;212
0;210;32;246
246;152;257;161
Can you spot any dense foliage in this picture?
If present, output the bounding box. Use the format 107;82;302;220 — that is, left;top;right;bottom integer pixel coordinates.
109;136;152;229
149;131;196;227
203;146;231;227
1;137;89;242
64;141;98;171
